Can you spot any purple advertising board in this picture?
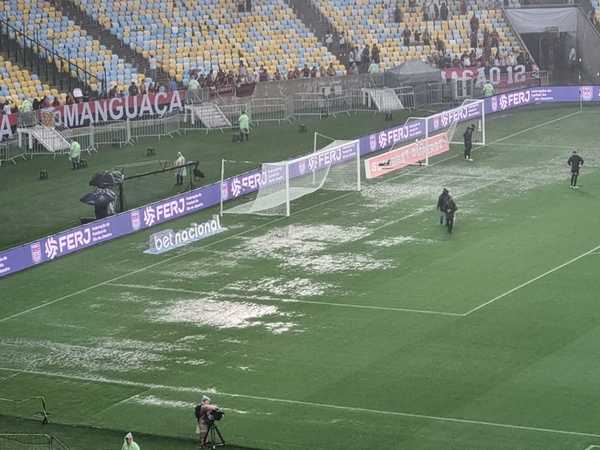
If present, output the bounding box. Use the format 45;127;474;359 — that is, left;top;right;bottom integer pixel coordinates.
1;85;598;279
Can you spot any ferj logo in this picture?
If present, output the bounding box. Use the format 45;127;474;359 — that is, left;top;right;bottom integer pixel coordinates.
433;116;439;130
378;131;386;149
499;94;508;110
143;206;156;227
44;236;59;260
231;177;242;197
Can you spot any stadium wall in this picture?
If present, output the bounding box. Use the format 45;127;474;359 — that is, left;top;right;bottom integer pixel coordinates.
0;85;597;278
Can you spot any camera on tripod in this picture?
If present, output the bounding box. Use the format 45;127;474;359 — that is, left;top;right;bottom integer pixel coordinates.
207;408;224;422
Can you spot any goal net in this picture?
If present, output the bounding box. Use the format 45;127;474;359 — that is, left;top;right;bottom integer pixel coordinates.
426;98;485;149
221;138;361;217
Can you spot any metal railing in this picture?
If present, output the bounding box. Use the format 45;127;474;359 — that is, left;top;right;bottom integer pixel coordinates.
0;18;103;93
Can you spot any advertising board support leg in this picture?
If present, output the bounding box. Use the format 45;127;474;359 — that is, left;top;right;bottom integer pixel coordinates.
219;158;225;217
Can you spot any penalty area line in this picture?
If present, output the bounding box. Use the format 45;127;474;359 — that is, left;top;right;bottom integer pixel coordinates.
0;367;599;440
107;282;464;317
463;242;600;316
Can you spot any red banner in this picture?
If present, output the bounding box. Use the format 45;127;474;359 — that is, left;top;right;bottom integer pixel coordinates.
364;132;450;179
441;65;540;88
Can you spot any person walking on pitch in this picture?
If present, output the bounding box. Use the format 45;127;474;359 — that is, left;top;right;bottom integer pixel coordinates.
437;188;449;225
445;195;458;234
567;150;584;189
463;124;476;162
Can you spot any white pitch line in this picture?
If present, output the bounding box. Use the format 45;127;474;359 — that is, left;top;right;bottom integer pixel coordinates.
491;110;580;144
107;282;463;317
0;367;599;440
464;243;600;316
0;109;579;322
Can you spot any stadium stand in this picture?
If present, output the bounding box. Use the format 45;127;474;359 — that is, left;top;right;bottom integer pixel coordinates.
311;0;526;72
71;0;346;84
0;55;60;108
0;0;140;92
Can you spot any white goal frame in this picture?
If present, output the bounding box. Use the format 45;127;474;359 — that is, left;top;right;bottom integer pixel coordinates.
220;138;361;217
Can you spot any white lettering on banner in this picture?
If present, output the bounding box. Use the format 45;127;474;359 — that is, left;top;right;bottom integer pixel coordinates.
378;125;411;149
498;90;532;110
145;216;226;255
143;198;186;227
308;148;342;171
80;102;93;124
0;114;12;140
443;65;528;86
109;97;124;121
43;228;93;260
154;92;168;116
51;91;184;128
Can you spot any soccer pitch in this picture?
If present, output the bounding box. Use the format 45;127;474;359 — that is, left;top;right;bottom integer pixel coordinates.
2;104;600;450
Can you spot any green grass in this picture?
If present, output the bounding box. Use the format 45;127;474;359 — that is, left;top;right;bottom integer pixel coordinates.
3;104;600;450
0;110;433;250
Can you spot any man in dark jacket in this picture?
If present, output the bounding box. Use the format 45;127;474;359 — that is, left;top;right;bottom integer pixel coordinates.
437;188;449;225
567;150;584;189
445;195;458;233
464;124;476;161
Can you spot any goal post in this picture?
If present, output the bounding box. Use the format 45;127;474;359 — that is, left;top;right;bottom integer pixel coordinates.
220;139;361;217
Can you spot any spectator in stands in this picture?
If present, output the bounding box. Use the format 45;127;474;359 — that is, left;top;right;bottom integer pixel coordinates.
408;0;417;12
422;29;431;46
414;29;421;43
149;55;157;83
121;432;140;450
460;0;467;15
309;65;318;78
273;69;282;81
491;30;500;50
372;43;380;63
394;2;403;22
436;36;445;52
402;28;411;46
470;30;478;49
3;100;12;116
339;32;347;53
0;97;6;114
72;87;84;103
433;2;440;20
516;51;525;66
326;62;336;76
422;4;429;21
238;110;250;141
347;62;359;75
52;96;60;108
325;32;334;49
440;2;448;20
361;44;371;69
302;64;310;78
19;98;33;113
128;81;139;97
461;51;471;67
470;14;480;33
246;0;252;12
237;0;245;12
368;60;380;74
188;76;200;93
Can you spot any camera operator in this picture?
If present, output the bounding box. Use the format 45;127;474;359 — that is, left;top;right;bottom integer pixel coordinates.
194;395;218;445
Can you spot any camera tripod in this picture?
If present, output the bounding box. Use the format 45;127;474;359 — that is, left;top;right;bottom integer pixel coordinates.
202;421;225;449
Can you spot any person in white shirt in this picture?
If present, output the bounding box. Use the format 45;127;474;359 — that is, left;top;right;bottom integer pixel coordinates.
174;152;187;186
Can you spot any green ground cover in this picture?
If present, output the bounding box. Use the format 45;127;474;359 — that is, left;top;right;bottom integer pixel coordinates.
2;104;600;450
